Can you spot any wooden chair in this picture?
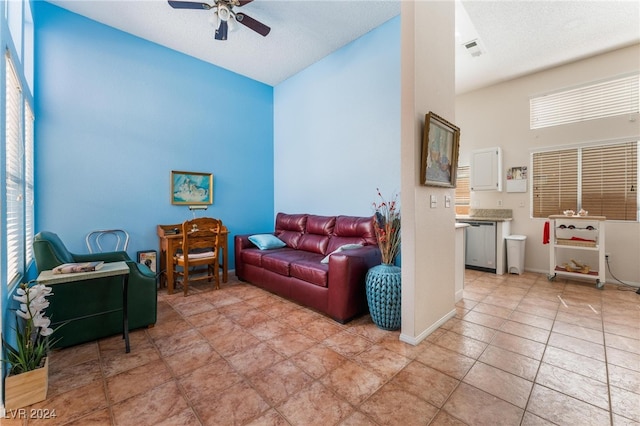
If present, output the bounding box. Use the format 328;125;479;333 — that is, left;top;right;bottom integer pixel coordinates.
173;217;222;296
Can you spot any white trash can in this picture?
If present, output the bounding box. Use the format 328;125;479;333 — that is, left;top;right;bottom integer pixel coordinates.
505;235;527;275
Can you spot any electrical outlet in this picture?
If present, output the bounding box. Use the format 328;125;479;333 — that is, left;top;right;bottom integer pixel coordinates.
497;199;503;207
606;253;611;260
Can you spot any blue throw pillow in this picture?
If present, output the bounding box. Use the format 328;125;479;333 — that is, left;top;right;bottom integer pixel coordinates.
248;234;287;250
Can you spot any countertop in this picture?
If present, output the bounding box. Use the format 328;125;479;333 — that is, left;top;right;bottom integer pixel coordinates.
456;208;513;222
456;216;513;222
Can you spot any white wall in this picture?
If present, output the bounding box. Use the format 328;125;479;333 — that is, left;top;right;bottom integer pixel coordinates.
456;44;640;285
273;17;401;217
400;1;457;344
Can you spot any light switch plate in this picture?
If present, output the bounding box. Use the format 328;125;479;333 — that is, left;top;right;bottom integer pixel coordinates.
430;195;437;208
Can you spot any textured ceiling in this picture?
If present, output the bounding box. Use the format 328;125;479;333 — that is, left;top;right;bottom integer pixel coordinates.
47;0;401;86
455;0;640;93
48;0;640;91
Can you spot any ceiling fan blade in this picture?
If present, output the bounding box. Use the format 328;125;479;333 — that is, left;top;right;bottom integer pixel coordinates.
235;12;270;37
168;1;212;10
236;0;254;6
215;20;228;40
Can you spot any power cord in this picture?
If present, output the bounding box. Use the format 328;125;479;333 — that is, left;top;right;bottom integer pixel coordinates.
605;255;640;294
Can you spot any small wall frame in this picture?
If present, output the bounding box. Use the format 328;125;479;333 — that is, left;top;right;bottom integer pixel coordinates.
137;250;157;273
420;112;461;188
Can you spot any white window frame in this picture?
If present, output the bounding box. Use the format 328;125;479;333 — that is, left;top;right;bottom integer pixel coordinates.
5;51;34;286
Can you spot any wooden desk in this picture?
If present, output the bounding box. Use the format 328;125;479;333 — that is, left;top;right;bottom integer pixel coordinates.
37;261;131;353
157;223;229;294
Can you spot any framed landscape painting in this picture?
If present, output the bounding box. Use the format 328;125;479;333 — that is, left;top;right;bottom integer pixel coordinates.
420;112;460;188
171;170;213;205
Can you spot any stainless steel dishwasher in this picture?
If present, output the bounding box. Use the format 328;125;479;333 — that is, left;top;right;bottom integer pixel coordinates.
461;221;497;272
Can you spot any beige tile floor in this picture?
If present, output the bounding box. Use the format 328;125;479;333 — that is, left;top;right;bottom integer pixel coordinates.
4;270;639;425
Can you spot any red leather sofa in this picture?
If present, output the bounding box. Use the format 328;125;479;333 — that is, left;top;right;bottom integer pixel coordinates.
234;213;381;323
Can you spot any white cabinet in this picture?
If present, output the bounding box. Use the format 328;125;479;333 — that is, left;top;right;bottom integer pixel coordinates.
471;147;502;191
548;215;606;288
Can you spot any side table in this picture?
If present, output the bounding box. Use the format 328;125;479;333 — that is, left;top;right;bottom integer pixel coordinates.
36;261;131;353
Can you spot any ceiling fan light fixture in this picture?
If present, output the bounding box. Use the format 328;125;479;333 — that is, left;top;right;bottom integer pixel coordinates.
217;4;231;21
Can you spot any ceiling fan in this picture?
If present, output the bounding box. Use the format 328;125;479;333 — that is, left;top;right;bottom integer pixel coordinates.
168;0;271;41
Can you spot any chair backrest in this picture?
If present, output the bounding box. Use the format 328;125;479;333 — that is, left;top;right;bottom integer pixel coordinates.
33;231;76;272
86;229;129;253
181;218;222;255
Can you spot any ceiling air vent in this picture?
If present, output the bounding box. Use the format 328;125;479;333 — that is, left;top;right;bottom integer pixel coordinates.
463;39;483;57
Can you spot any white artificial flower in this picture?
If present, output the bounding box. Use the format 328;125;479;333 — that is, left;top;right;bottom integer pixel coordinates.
40;327;54;336
29;298;49;312
15;309;30;320
13;293;28;304
33;313;51;330
19;303;31;315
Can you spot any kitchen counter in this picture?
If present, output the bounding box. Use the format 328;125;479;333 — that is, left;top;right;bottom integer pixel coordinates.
456;208;513;222
456;216;512;222
457;209;512;275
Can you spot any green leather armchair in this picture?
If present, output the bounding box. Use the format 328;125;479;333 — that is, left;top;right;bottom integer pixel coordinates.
33;231;157;348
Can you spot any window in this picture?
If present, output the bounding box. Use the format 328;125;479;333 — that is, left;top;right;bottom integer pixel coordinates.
25;102;35;266
4;52;34;285
530;74;640;129
455;165;470;215
532;141;638;221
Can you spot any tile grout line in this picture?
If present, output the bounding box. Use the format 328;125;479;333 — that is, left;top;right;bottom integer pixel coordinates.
518;275;564;425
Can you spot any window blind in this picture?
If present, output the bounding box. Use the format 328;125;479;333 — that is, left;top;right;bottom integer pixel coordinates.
530;74;640;129
455;165;470;215
25;102;34;265
5;53;24;284
532;149;578;218
582;142;637;220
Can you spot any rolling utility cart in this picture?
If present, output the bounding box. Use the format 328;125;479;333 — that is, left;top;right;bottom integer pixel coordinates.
548;215;606;289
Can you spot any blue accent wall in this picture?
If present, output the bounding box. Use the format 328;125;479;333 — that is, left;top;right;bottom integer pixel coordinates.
273;16;400;216
33;2;274;266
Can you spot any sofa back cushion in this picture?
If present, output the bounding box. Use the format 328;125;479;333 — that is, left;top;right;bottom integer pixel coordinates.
275;213;307;248
327;215;377;253
297;215;335;255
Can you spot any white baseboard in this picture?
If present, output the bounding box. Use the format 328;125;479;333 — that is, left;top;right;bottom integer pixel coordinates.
399;308;456;346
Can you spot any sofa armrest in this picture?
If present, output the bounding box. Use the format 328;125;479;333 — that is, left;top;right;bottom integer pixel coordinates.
326;245;381;322
235;234;258;280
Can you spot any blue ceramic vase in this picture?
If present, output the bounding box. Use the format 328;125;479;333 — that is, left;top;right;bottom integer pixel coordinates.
365;263;401;330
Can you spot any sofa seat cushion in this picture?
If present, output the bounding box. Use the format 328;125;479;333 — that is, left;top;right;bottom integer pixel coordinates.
242;247;292;267
290;260;329;287
262;250;320;277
